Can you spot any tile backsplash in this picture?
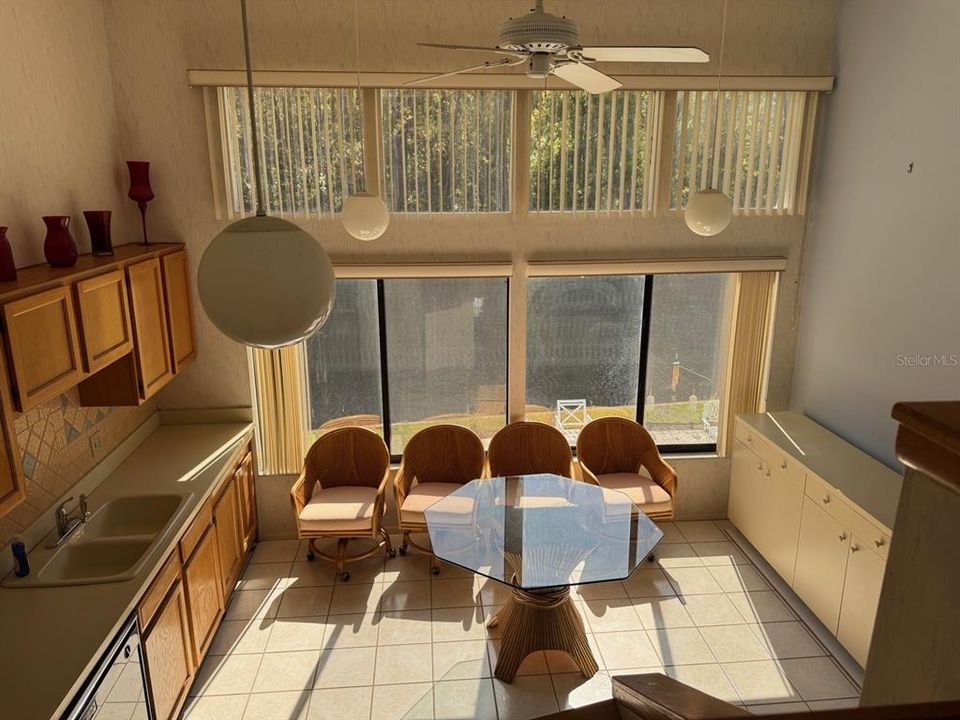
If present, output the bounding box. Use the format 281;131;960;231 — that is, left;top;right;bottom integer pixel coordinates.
0;389;155;551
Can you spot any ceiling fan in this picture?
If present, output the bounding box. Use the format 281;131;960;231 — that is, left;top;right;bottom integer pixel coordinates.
406;0;710;94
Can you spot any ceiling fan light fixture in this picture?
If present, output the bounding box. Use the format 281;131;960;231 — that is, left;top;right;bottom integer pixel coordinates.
684;188;733;237
342;192;390;242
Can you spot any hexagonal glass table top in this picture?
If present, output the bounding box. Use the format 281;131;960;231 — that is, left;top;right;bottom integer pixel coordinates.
423;473;664;591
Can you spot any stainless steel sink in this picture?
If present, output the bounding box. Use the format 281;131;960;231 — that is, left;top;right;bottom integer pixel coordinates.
82;495;183;538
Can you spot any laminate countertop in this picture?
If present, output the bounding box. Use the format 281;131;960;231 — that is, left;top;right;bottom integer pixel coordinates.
0;421;253;720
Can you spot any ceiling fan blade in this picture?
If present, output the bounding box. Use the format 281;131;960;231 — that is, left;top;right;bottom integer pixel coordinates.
403;57;523;87
578;46;710;63
418;42;524;58
552;62;622;94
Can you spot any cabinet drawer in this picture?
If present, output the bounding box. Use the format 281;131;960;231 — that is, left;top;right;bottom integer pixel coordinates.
767;445;806;493
804;472;854;528
139;550;181;629
735;421;768;462
179;497;213;562
850;511;892;559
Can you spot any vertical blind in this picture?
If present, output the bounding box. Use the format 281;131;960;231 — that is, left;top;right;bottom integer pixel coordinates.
530;90;660;213
251;345;307;475
671;90;808;214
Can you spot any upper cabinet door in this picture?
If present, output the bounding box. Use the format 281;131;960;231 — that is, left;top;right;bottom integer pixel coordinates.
128;258;173;400
161;251;196;373
2;286;83;411
75;269;134;373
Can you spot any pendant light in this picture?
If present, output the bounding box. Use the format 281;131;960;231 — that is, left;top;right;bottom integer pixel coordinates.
341;0;389;241
198;0;335;348
685;0;733;237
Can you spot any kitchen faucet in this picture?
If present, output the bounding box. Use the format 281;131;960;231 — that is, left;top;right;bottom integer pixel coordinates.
48;495;90;548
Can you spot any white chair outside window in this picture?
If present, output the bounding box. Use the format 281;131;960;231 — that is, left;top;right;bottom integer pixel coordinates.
556;399;591;444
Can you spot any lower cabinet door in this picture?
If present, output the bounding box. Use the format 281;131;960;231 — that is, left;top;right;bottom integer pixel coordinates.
214;476;243;600
759;450;805;584
143;580;194;720
183;525;224;664
837;538;886;667
793;496;850;632
236;452;257;552
729;439;762;542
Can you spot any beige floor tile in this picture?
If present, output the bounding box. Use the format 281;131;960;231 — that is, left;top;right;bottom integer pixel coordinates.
632;596;695;629
699;624;773;663
305;686;373;720
721;660;801;705
476;577;513;607
238;562;294;591
96;702;138;720
432;640;491;680
377;610;434;645
208;619;274;656
655;543;706;568
580;599;644;633
675;521;728;543
665;663;741;704
493;674;560;720
552;671;615;710
288;561;338;588
277;587;333;618
243;690;310;720
749;702;811;715
320;612;379;648
665;567;724;595
691;542;752;567
328;582;384;615
594;630;661;669
379;579;432;612
431;606;488;642
778;657;859;701
434;678;497;719
382;554;431;582
728;592;797;623
682;594;749;627
375;643;433;685
655;522;686;543
339;555;387;584
253;650;320;693
431;578;480;608
708;566;771;593
224;589;283;621
575;581;627;601
433;561;477;580
266;616;327;653
623;568;677;598
807;698;859;710
749;622;826;660
181;694;250;719
488;640;549;676
371;682;434;720
646;627;717;666
481;605;504;638
312;646;377;689
191;653;262;696
251;540;302;564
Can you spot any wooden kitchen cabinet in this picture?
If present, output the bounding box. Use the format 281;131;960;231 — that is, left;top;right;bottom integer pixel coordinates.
142;575;194;720
213;475;243;600
2;286;83;411
236;451;257;553
161;250;196;373
837;537;887;667
0;348;25;515
182;524;224;665
74;269;133;373
793;496;851;632
128;258;174;399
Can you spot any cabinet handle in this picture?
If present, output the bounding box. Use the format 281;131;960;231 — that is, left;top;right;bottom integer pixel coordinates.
780;461;788;470
822;495;830;504
765;468;771;477
874;538;885;548
757;462;764;472
838;532;848;542
850;543;860;553
747;435;753;443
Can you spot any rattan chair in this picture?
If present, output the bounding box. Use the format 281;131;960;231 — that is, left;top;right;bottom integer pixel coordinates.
290;427;394;581
487;421;576;479
394;424;486;574
575;417;677;521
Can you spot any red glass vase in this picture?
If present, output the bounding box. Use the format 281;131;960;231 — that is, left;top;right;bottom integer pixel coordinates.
0;226;16;281
126;161;154;245
43;216;78;267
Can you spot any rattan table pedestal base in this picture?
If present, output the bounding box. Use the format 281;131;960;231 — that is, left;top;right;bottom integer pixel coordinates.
488;585;599;683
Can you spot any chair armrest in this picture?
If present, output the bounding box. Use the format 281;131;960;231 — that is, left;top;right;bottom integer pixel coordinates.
579;462;600;485
640;454;678;498
290;472;311;534
394;460;413;510
372;466;392;533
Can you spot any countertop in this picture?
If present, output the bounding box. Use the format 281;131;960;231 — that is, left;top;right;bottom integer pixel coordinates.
0;421;253;720
738;412;902;530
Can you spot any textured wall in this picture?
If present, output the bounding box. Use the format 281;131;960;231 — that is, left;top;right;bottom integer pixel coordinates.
791;0;960;468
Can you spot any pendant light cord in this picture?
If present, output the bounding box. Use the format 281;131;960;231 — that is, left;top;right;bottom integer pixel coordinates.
241;0;266;217
714;0;728;143
353;0;366;193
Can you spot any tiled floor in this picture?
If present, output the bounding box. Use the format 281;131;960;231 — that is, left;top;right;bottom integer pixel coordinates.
181;522;860;720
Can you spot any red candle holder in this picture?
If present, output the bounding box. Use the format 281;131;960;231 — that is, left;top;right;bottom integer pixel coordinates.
126;161;155;245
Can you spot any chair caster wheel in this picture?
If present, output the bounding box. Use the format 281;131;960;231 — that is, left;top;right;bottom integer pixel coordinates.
339;571;350;581
306;552;315;561
388;549;397;558
647;554;656;563
431;566;440;575
398;545;407;556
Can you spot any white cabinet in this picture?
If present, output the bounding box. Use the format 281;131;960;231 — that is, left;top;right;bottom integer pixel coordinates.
837;537;886;667
729;439;762;542
793;496;850;632
756;445;805;583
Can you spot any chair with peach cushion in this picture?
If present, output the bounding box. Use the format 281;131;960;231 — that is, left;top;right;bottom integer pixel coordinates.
394;424;486;574
487;421;576;479
291;427;394;581
575;417;677;521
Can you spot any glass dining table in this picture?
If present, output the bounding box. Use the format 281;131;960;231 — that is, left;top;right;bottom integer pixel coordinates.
424;473;663;682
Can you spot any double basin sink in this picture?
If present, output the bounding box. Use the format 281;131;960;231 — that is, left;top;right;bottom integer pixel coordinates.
3;494;187;588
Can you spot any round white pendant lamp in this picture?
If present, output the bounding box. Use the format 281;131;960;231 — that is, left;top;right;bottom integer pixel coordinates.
685;0;733;237
198;0;335;348
342;0;389;242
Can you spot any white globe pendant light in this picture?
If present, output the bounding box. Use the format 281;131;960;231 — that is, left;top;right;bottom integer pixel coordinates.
342;0;390;242
685;0;732;237
198;0;335;348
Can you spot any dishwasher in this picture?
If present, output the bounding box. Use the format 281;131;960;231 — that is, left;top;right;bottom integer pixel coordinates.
61;614;153;720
